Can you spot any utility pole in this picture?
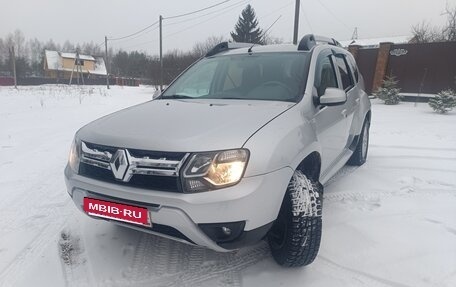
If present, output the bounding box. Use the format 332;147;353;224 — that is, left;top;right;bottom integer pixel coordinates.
10;46;17;89
105;36;110;89
293;0;301;44
159;15;163;91
351;27;358;40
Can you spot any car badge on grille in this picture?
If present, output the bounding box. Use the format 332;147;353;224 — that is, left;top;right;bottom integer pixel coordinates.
110;149;129;181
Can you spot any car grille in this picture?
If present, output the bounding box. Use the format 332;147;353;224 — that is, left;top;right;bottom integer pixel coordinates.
79;141;189;193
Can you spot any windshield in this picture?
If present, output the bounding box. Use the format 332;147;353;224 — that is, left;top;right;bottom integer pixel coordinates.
161;52;308;102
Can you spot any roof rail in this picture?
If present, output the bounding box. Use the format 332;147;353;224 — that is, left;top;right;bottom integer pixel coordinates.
205;42;255;57
298;34;341;51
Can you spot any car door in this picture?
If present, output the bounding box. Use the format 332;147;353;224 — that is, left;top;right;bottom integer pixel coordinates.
334;53;359;145
312;50;351;174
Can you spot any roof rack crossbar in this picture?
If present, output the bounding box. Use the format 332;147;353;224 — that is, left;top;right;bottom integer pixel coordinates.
298;34;341;51
205;42;256;57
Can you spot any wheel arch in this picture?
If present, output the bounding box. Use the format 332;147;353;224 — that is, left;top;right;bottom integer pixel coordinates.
366;109;372;123
294;151;322;183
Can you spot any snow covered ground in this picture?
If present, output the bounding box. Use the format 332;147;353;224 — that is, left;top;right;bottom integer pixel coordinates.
0;85;455;287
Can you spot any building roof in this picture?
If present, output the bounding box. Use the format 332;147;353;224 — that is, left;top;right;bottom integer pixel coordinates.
44;50;106;75
339;35;411;48
60;52;96;61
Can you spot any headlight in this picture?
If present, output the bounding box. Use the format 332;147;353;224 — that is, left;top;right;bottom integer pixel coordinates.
68;137;81;173
182;149;249;192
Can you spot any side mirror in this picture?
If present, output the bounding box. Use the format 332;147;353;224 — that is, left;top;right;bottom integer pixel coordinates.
152;89;161;99
319;88;347;106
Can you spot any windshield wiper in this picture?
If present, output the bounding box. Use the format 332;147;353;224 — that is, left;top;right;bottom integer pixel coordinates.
219;97;246;100
161;94;194;99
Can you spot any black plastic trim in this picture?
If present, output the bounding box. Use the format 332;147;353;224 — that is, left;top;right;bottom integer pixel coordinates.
218;222;274;250
349;134;360;151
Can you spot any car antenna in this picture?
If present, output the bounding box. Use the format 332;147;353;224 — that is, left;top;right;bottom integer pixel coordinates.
248;15;282;54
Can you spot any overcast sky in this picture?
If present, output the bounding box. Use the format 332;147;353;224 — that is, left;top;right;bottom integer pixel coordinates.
1;0;455;55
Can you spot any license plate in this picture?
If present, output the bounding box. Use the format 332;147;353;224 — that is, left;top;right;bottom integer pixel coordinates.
83;197;151;227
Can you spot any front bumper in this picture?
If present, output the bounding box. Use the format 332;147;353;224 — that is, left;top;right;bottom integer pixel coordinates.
65;165;293;252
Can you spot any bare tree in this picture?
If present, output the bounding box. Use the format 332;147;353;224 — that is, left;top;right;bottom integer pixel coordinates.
263;35;284;45
0;38;5;64
13;29;26;58
192;35;226;57
442;5;456;41
411;21;444;43
411;6;456;43
27;38;43;76
62;40;75;52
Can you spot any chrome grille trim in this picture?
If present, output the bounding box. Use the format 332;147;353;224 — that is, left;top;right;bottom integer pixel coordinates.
81;142;112;162
80;141;189;180
80;157;111;170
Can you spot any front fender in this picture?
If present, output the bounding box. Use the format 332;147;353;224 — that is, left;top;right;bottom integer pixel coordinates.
242;105;320;177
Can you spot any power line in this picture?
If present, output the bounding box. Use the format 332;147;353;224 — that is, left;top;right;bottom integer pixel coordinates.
108;21;159;41
300;0;313;33
164;0;248;27
95;41;105;48
315;0;351;31
163;0;231;20
111;26;159;44
165;0;250;38
261;15;282;41
259;0;293;21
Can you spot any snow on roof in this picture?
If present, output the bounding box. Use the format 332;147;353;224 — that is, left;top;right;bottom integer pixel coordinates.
339;35;411;48
93;57;107;75
44;50;106;75
60;52;95;61
45;50;61;70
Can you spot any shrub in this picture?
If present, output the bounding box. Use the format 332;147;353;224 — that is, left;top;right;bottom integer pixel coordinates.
374;76;402;105
428;89;456;114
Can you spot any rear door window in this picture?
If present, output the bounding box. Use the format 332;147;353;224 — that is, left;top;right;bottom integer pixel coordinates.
335;55;354;91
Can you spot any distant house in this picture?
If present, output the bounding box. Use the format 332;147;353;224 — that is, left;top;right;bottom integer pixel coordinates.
43;50;107;79
339;35;411;48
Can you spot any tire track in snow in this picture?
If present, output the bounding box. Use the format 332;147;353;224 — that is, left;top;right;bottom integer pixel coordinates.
324;188;456;204
324;165;360;187
318;256;412;287
369;155;456;161
371;166;456;174
0;219;68;286
370;145;456;152
58;227;92;287
0;179;74;286
121;234;268;287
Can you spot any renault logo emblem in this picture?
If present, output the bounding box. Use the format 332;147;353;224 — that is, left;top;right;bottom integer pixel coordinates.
110;149;129;181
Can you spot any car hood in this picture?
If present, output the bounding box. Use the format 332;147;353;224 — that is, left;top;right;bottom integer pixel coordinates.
77;99;294;152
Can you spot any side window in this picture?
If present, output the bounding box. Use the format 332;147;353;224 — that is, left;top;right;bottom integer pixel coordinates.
335;55;354;91
314;55;338;97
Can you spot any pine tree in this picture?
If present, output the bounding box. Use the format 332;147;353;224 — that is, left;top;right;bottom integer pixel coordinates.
374;75;402;105
428;89;456;114
230;5;263;44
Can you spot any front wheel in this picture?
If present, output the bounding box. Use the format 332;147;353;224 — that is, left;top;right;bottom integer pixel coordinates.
268;171;323;267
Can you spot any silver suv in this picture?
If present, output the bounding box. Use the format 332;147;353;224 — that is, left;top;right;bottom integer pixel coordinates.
65;34;371;267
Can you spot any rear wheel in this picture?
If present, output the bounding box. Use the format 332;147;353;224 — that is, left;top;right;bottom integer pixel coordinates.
348;119;370;166
268;171;323;267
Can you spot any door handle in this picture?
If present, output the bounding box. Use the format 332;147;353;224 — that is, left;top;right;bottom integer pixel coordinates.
341;109;347;117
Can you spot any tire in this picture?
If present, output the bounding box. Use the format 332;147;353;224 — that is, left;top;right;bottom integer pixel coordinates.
347;119;370;166
268;171;323;267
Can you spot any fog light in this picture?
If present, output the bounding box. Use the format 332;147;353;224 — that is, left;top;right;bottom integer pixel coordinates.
221;227;232;236
199;221;245;244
